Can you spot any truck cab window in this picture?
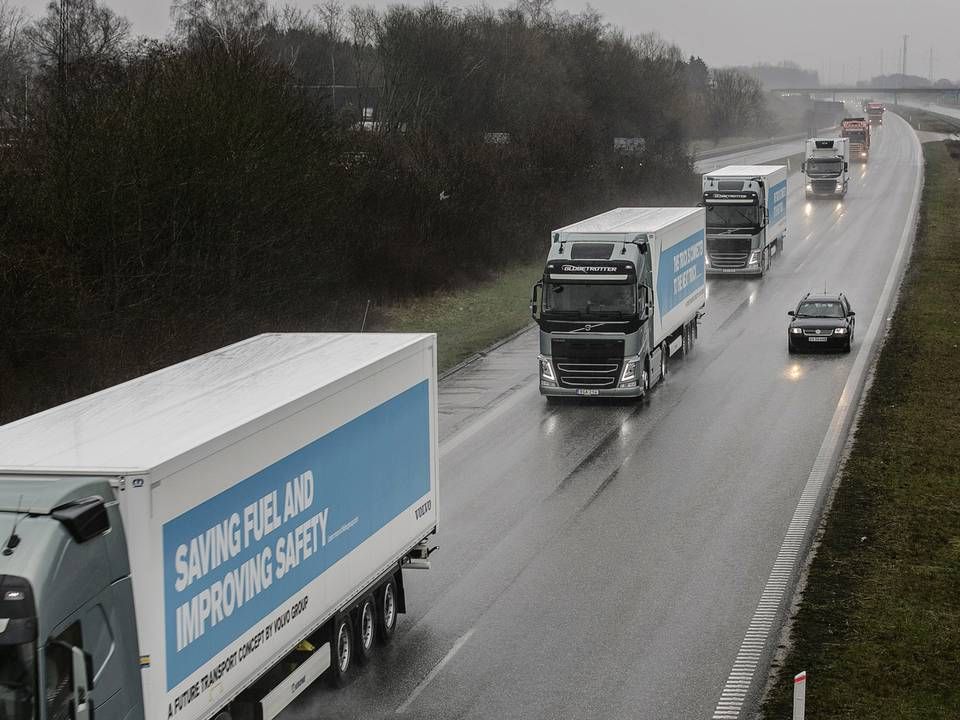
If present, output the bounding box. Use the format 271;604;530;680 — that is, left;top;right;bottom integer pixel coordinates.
45;624;81;720
0;641;37;720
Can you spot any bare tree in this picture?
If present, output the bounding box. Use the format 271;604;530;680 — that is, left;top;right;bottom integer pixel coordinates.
26;0;130;85
171;0;267;53
0;1;29;122
349;5;377;121
314;0;343;106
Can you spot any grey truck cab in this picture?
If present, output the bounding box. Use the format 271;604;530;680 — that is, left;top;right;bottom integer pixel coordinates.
0;478;140;720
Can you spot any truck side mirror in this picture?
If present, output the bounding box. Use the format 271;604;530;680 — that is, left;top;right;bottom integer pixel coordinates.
800;162;805;173
844;162;849;172
530;281;542;321
787;310;795;316
71;646;93;720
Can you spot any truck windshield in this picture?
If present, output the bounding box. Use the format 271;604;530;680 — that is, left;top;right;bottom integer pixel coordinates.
544;283;636;317
705;204;760;230
0;643;36;720
806;159;842;176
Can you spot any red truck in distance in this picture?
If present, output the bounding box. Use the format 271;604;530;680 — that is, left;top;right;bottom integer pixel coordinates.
841;117;870;161
866;103;884;126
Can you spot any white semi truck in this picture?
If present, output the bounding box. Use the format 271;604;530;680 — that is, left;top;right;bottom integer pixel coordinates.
802;138;850;199
531;207;706;399
0;333;439;720
702;165;788;275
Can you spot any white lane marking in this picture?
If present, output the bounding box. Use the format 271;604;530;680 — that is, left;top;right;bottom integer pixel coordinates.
395;628;476;714
440;380;539;458
710;113;923;720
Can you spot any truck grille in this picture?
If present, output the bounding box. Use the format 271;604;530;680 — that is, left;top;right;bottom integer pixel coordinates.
707;237;750;269
551;338;624;389
811;179;838;193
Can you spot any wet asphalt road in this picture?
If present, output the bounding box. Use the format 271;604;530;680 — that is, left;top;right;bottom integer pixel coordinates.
284;113;922;720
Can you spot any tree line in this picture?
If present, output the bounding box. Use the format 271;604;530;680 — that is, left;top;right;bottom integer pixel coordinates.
0;0;770;421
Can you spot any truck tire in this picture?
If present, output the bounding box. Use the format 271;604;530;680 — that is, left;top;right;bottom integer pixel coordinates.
355;595;377;664
377;578;399;645
327;614;354;687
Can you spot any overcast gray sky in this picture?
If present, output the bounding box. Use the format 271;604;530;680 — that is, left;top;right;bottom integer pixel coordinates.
17;0;960;81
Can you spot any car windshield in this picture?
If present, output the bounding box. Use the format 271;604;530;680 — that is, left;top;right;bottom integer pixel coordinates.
806;159;842;176
0;643;36;720
544;283;636;316
705;204;760;229
796;301;844;318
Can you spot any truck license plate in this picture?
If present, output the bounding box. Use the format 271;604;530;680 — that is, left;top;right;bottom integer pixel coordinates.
808;336;828;343
577;389;600;396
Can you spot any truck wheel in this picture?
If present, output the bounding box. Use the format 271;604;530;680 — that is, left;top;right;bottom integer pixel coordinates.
659;346;667;381
355;595;377;664
377;578;398;645
327;615;354;687
761;248;770;274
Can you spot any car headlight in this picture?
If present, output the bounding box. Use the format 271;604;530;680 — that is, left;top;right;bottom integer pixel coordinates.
834;327;848;335
539;356;556;382
790;327;803;335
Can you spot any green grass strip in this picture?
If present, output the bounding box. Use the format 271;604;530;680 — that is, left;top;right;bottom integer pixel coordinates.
373;260;542;373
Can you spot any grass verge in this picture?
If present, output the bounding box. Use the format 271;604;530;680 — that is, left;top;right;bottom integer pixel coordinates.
761;139;960;718
370;259;541;373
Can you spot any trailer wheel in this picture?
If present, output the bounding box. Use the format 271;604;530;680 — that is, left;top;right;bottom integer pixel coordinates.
327;615;354;687
355;595;377;664
377;578;399;644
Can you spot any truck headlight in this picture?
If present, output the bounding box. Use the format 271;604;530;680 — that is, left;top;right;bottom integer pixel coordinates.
836;182;843;191
620;359;639;384
790;327;803;335
806;183;813;192
833;327;848;335
861;152;867;158
539;356;556;383
748;250;760;265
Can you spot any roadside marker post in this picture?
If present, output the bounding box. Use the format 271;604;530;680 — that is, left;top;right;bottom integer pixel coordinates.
793;671;806;720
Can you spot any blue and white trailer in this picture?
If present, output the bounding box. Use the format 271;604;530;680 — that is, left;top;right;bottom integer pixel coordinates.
0;333;439;720
531;207;706;398
702;164;788;275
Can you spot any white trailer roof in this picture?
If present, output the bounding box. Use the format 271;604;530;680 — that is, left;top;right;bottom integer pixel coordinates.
703;165;785;178
556;207;701;235
0;333;433;474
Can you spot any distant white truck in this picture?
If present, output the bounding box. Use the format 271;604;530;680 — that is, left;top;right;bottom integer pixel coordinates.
802;138;850;199
702;165;788;275
0;333;439;720
531;207;706;399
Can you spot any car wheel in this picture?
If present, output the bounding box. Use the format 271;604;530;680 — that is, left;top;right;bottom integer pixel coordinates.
788;340;796;354
843;339;852;353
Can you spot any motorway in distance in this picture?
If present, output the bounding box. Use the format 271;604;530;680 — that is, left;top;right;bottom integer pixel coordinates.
283;112;922;720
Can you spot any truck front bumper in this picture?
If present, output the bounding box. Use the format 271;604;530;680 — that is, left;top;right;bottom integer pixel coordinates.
706;266;762;276
540;383;645;398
